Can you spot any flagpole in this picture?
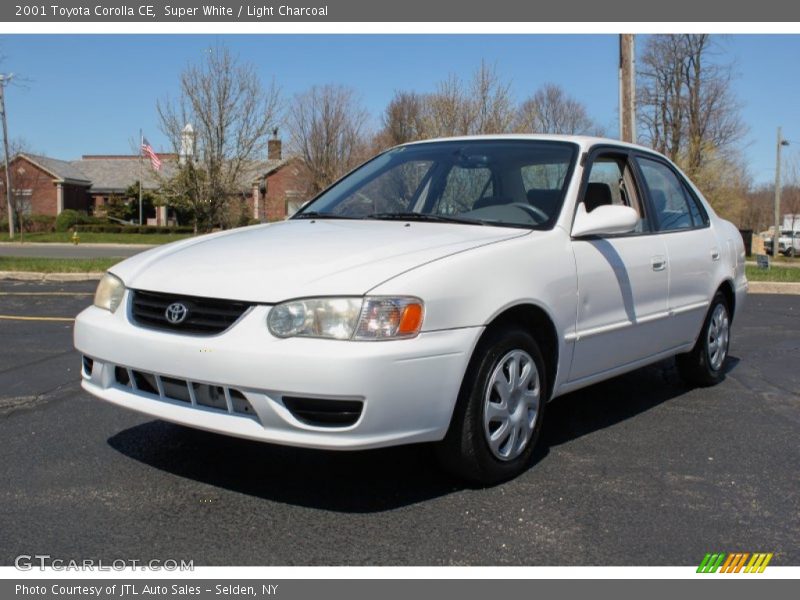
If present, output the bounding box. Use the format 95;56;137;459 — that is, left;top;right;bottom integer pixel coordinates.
138;129;143;226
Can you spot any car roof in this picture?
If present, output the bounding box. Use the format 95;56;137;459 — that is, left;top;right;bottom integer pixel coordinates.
399;134;662;156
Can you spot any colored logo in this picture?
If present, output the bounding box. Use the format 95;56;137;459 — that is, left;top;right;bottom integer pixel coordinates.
165;302;189;325
697;552;773;573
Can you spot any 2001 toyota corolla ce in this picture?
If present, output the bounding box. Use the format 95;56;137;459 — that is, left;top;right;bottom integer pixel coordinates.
74;136;747;484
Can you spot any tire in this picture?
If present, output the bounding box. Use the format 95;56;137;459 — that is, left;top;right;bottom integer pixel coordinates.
676;291;731;387
436;324;547;486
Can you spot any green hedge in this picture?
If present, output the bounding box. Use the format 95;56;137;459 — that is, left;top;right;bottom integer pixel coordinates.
75;224;195;234
1;215;57;233
55;210;105;232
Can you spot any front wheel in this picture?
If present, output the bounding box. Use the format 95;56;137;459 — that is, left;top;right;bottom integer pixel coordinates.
436;325;547;485
676;291;731;387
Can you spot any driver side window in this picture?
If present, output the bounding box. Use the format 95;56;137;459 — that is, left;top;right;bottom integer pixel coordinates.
583;154;648;232
434;166;493;215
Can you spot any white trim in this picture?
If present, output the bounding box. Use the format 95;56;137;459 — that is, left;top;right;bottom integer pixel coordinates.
558;343;694;394
252;184;260;219
56;183;64;214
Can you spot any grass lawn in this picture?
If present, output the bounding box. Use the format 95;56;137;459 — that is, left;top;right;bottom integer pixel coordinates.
745;265;800;283
0;257;121;273
0;231;193;244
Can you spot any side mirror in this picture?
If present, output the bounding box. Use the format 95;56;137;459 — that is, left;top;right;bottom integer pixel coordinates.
571;203;638;238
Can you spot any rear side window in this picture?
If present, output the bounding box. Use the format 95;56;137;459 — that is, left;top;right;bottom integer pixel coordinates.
636;157;698;231
683;183;710;226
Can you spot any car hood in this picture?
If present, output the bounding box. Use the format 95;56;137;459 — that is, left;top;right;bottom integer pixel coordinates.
111;219;529;302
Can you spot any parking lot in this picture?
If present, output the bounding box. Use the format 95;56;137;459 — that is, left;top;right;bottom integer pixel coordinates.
1;279;798;566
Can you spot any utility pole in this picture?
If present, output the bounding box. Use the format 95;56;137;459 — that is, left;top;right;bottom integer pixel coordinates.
619;34;636;143
139;129;143;226
774;127;790;257
0;73;14;239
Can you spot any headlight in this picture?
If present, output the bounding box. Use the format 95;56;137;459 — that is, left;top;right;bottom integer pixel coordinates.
267;296;424;341
93;273;125;313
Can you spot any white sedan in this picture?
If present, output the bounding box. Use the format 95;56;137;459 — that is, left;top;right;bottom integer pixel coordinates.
74;135;747;484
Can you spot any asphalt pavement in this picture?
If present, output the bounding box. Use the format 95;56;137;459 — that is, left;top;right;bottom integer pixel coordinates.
0;281;798;566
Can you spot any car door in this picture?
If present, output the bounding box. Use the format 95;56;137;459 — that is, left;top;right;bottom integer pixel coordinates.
634;155;715;350
568;150;671;382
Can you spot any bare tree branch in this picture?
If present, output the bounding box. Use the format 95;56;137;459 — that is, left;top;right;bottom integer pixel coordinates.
157;44;282;231
288;84;369;196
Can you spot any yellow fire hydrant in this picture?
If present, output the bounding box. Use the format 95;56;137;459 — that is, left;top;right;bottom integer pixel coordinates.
71;230;80;245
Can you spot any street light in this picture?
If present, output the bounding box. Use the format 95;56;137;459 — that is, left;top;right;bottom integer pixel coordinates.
773;127;790;257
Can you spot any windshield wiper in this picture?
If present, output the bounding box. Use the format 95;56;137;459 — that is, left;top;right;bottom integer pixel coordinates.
364;212;486;226
293;211;357;220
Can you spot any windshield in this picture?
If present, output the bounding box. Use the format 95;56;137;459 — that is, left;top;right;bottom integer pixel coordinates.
293;140;578;229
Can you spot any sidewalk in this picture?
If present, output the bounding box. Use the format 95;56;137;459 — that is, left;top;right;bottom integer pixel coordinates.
0;242;153;259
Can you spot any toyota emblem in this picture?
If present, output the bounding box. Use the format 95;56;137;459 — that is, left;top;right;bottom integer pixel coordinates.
165;302;189;325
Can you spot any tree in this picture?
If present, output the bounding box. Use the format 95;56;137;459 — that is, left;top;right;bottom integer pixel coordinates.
514;83;600;135
381;91;427;146
781;154;800;232
637;34;746;176
379;62;516;146
2;139;42;231
288;84;369;196
637;34;749;224
123;181;157;223
465;61;515;135
157;44;281;232
105;194;133;222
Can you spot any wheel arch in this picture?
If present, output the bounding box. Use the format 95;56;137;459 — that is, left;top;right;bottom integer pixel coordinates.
481;302;560;401
718;278;736;322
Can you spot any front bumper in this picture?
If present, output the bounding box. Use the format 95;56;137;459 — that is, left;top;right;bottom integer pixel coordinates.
74;294;482;450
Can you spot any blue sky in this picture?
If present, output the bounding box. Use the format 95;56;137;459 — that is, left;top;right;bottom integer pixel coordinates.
1;34;798;185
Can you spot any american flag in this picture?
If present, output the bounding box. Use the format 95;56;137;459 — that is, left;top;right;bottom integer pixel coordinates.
141;137;162;171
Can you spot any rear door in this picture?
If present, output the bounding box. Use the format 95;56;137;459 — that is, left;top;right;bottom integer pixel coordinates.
633;155;715;349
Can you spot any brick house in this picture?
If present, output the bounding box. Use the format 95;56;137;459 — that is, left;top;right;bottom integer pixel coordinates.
1;139;307;225
75;154;178;225
0;154;93;216
246;138;308;221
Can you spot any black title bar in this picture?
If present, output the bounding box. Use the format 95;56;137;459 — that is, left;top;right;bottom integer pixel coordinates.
4;0;800;22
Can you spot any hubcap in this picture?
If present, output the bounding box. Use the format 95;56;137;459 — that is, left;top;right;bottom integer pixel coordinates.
482;349;540;461
706;303;730;371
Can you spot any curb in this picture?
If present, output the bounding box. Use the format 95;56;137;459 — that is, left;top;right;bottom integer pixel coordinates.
747;281;800;295
0;242;156;249
0;271;105;282
746;260;800;269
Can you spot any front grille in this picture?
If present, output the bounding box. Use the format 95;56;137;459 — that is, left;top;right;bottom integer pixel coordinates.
131;290;253;335
113;366;258;420
282;396;363;427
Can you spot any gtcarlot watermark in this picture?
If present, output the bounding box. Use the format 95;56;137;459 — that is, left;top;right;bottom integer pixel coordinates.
14;554;194;571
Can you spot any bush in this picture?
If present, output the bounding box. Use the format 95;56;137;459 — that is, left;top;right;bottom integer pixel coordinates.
55;210;98;232
75;224;194;235
22;215;57;233
1;215;58;234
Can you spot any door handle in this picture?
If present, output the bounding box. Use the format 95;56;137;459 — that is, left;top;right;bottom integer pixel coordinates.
651;256;667;271
711;247;721;261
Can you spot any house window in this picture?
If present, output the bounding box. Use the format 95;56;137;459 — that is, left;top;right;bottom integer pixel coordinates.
286;198;305;216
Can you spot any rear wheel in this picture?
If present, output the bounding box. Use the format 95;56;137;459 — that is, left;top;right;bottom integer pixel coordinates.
436;324;547;485
676;291;730;387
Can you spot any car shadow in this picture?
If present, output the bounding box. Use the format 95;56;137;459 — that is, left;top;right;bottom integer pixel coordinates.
107;356;739;512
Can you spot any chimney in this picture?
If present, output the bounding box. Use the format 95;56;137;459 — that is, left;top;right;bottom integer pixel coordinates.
180;123;195;166
268;128;282;161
